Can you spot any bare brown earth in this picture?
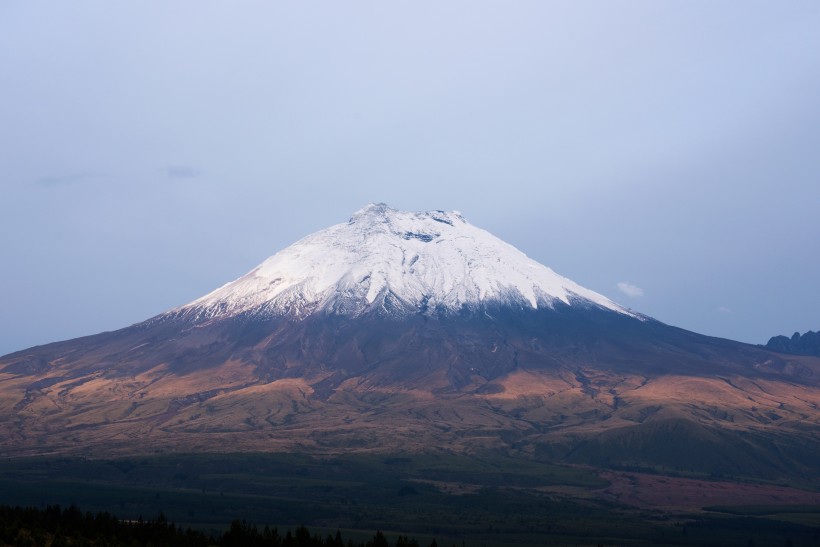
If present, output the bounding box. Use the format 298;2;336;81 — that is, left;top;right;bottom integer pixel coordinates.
3;357;820;468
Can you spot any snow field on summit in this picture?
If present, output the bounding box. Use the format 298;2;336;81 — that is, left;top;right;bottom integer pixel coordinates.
180;204;636;320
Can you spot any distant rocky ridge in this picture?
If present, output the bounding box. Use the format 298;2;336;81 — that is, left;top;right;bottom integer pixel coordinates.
766;330;820;356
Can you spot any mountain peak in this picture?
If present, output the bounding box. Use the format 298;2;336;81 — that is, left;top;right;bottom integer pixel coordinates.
349;202;395;221
177;205;637;322
348;203;466;235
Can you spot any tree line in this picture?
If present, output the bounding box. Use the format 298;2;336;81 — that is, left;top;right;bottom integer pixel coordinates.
0;504;444;547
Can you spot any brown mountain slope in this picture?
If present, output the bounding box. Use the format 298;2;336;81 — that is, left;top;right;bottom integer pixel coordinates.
2;305;820;482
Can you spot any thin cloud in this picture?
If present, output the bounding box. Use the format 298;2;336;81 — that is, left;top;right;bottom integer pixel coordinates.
165;165;203;179
716;306;732;314
616;282;644;298
35;173;110;187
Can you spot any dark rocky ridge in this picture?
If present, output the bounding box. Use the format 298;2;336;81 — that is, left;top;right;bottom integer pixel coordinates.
765;329;820;356
1;303;809;395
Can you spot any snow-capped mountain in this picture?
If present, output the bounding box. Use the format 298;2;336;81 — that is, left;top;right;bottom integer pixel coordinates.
1;204;819;476
177;203;636;321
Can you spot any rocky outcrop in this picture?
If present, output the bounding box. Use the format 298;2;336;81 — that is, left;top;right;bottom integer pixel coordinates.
766;330;820;356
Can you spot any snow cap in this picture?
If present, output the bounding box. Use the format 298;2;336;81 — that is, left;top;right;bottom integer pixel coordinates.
178;204;636;321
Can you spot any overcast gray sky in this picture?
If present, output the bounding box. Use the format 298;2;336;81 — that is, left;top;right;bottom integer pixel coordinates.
2;1;819;356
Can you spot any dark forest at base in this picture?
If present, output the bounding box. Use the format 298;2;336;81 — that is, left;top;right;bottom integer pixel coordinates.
1;454;819;547
0;504;438;547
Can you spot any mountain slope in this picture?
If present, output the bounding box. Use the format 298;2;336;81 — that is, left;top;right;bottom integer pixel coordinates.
1;205;820;481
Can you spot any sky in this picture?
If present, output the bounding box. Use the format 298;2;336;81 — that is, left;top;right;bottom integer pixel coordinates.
1;1;820;356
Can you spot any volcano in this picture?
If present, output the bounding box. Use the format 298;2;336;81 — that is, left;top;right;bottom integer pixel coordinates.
2;204;819;479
